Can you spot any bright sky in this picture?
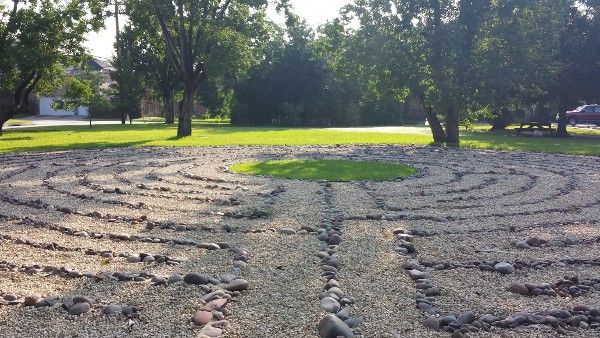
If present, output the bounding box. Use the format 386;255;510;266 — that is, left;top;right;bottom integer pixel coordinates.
84;0;351;60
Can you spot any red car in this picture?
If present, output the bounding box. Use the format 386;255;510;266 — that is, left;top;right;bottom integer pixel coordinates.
562;105;600;126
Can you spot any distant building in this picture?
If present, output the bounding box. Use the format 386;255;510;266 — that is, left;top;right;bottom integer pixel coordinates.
39;59;114;117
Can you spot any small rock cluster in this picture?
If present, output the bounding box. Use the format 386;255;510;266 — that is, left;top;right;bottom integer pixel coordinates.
188;247;251;337
511;236;580;248
315;182;357;338
1;293;139;318
191;292;233;337
507;276;600;298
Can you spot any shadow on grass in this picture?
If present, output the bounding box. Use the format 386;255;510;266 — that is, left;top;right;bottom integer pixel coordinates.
1;140;150;154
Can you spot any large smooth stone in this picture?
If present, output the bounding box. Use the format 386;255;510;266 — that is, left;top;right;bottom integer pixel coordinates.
318;314;354;338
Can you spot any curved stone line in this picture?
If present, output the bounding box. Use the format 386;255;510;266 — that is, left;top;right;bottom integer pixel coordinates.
404;219;600;238
11;216;228;250
0;233;182;266
419;256;600;272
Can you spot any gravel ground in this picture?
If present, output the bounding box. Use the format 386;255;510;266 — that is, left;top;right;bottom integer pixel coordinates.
0;145;599;337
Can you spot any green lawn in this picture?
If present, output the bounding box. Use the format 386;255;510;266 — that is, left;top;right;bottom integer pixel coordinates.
0;121;598;156
231;159;418;182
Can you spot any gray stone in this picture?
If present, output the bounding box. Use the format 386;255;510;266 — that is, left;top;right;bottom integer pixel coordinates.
514;241;530;249
457;311;476;325
225;279;249;291
480;314;498;324
318;232;330;241
507;282;530;295
408;269;430;280
494;262;515;274
151;276;167;285
329;234;342;245
318;314;354;338
184;272;210;285
3;294;17;302
424;317;440;331
566;316;582;326
544;316;560;327
200;325;222;337
142;255;155;263
103;304;122;315
69;302;91;315
328;287;344;298
320;297;341;313
126;255;141;263
122;306;140;318
344;317;363;328
192;310;212;326
279;228;296;235
219;273;237;283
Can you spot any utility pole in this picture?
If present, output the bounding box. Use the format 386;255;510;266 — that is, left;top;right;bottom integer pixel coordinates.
114;1;120;57
108;2;126;124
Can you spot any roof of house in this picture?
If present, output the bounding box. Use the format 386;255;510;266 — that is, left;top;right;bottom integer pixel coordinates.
89;59;112;71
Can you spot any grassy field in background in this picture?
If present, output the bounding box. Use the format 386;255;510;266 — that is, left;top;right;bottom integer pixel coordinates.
231;159;418;181
0;121;598;156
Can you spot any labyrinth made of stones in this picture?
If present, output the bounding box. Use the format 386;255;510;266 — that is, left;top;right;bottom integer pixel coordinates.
0;145;599;338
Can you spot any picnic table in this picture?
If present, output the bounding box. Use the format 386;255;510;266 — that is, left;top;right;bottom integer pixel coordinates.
515;121;555;134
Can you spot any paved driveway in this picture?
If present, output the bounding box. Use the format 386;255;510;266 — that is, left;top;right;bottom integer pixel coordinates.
6;116;143;129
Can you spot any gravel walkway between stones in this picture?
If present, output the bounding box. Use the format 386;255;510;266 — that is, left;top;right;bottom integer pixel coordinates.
1;145;599;337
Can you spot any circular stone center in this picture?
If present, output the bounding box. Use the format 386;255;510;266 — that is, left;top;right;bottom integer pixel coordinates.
230;159;417;182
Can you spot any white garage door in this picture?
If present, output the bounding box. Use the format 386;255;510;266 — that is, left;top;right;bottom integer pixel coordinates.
39;97;89;116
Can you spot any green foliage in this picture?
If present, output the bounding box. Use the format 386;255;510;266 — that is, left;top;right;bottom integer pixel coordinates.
126;0;270;136
89;93;116;118
0;0;105;129
52;77;94;111
111;25;147;122
230;159;418;182
232;12;350;127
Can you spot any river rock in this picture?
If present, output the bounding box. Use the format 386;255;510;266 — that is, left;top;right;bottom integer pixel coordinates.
320;297;341;313
494;262;515;274
318;314;354;338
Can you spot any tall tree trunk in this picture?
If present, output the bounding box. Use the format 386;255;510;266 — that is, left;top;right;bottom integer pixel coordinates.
419;95;447;144
0;72;41;137
164;91;175;125
177;89;193;137
555;98;569;137
0;110;12;137
445;108;460;146
0;117;7;136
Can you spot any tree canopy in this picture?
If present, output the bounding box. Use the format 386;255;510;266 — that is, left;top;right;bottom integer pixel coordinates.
0;0;106;135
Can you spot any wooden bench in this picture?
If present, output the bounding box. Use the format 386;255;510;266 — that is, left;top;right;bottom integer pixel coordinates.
515;121;555;134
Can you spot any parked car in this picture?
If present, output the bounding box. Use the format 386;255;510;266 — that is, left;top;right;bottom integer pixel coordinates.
559;104;600;126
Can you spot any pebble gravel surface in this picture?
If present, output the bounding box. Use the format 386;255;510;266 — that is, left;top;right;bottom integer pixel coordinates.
0;145;599;338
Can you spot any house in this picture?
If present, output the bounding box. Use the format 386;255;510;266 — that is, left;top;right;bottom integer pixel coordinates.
38;59;114;117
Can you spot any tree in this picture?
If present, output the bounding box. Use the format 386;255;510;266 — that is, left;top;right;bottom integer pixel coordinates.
111;25;147;124
125;5;181;125
51;69;100;128
472;0;572;131
233;12;331;126
553;1;600;136
128;0;270;137
0;0;105;136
